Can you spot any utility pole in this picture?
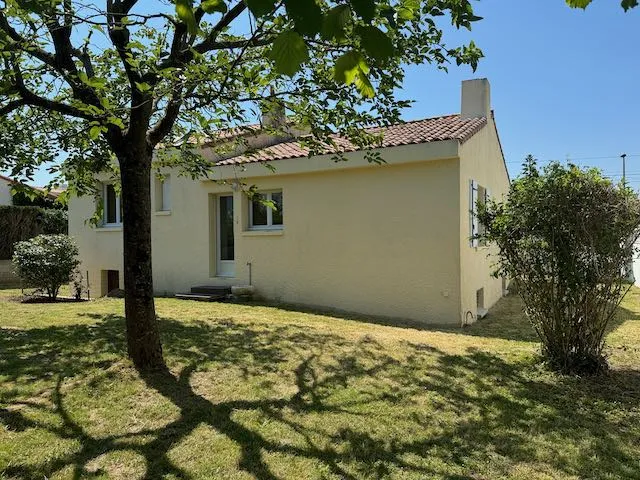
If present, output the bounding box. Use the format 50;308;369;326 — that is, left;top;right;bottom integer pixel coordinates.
621;153;627;185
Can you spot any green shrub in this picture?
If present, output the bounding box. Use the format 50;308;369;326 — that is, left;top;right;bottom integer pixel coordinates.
40;209;68;234
12;234;80;300
479;156;640;375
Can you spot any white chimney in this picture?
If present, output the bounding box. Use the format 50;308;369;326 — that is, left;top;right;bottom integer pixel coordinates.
461;78;491;119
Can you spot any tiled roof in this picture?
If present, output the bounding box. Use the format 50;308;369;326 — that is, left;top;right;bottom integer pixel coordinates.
217;114;486;166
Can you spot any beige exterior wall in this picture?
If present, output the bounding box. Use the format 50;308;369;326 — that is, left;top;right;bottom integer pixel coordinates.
0;179;12;206
69;143;463;324
68;118;509;326
457;116;510;325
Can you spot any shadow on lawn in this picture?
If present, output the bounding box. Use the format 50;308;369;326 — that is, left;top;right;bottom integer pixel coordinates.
1;313;640;479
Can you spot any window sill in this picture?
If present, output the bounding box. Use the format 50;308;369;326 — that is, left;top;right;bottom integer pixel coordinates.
154;210;171;216
242;229;284;237
97;226;122;232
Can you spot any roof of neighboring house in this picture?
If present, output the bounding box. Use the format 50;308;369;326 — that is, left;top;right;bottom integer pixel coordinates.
0;174;64;199
217;113;487;166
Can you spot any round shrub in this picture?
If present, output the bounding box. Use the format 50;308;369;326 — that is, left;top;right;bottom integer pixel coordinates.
12;234;80;300
479;157;640;375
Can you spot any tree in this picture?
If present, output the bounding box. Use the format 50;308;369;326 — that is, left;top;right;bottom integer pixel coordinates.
13;234;81;300
0;0;484;369
479;157;640;375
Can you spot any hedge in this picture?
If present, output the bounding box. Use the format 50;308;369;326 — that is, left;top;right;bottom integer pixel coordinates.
0;206;68;260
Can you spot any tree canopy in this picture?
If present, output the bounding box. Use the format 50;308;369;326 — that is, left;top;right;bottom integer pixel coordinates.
0;0;484;193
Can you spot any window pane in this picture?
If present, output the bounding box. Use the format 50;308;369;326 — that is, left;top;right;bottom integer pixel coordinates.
272;192;283;225
106;185;117;224
219;196;234;260
161;177;171;211
251;194;268;226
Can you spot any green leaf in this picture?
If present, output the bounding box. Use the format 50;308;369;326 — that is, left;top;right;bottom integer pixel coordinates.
89;125;103;140
321;5;351;41
621;0;639;10
284;0;323;36
397;0;420;21
334;50;368;84
201;0;227;13
356;26;394;60
565;0;591;7
350;0;376;22
135;82;152;93
175;0;198;35
245;0;277;17
269;30;309;76
354;72;375;98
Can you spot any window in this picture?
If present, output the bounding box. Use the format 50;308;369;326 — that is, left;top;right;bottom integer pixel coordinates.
249;191;283;229
103;183;121;226
469;180;489;247
155;175;171;212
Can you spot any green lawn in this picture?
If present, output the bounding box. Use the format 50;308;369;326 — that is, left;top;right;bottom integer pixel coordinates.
1;288;639;480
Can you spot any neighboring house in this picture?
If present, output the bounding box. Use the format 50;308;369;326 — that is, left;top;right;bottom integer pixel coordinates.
0;174;64;207
0;175;13;206
69;78;510;325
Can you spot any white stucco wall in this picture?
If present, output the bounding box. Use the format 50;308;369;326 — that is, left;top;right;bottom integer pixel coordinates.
0;179;13;206
457;116;511;325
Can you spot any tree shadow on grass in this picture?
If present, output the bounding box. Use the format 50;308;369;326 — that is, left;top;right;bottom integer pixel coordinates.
1;313;639;479
430;293;640;343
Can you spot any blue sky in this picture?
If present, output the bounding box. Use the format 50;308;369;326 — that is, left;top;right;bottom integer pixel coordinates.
5;0;640;190
400;0;640;189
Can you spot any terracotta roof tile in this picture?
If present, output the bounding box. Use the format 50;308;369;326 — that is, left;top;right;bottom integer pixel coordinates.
217;114;486;166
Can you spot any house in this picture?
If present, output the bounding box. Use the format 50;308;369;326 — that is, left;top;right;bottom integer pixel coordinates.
0;175;14;206
0;174;64;207
68;78;510;325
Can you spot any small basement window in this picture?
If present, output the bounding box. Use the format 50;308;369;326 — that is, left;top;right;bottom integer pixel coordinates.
101;269;120;296
476;287;488;319
249;191;283;229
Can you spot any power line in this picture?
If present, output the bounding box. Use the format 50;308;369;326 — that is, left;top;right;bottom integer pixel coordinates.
506;154;640;165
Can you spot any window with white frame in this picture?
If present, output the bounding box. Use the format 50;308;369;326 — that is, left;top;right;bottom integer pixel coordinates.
469;180;489;247
249;191;283;229
155;175;171;212
103;183;122;226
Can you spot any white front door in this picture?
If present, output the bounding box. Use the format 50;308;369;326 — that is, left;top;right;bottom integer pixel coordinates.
216;195;235;277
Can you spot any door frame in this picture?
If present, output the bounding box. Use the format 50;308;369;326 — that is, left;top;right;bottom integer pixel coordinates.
216;194;235;277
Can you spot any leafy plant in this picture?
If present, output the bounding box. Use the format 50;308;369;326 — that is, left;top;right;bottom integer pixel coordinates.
71;268;85;300
479;156;640;375
12;234;80;301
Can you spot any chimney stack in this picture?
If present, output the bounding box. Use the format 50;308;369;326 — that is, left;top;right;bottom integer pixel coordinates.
461;78;491;119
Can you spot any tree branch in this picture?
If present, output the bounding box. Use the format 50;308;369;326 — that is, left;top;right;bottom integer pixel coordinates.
7;57;100;121
147;96;183;146
0;99;27;116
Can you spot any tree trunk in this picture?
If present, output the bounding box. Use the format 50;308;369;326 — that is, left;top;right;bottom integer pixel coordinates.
119;143;165;370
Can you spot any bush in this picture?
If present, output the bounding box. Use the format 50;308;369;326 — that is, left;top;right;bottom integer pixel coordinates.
479;157;640;375
40;208;68;234
0;206;68;259
12;234;80;300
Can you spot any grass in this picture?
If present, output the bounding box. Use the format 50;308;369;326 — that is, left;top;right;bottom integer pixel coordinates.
0;288;639;480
